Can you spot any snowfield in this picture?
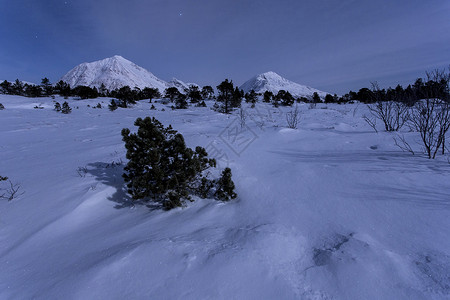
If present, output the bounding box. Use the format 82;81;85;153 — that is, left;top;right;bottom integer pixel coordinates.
0;95;449;299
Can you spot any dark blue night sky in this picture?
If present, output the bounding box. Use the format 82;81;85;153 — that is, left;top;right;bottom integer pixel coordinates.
1;0;449;94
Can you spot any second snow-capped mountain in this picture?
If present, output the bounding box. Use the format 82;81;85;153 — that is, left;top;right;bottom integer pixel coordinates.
240;71;328;98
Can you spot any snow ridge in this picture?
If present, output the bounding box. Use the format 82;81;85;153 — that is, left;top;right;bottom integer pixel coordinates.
240;71;328;98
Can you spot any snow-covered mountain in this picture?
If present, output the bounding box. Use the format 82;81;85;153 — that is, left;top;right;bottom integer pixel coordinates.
240;71;328;99
60;55;168;92
167;78;199;93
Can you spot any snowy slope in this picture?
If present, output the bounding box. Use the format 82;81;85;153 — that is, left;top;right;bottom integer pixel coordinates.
240;71;329;99
0;95;449;299
167;78;199;93
60;55;169;92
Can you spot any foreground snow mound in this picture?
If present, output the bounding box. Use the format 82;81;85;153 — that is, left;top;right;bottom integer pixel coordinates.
240;71;328;98
0;96;449;299
60;55;168;92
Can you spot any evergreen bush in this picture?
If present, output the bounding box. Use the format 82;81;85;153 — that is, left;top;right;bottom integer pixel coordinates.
108;100;118;111
122;117;237;209
215;168;237;201
61;101;72;114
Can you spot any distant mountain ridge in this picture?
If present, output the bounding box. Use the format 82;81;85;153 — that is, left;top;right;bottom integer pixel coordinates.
240;71;328;98
60;57;328;98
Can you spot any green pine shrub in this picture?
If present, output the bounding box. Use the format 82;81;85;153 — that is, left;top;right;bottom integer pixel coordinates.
123;117;233;209
122;117;237;209
215;168;237;201
61;101;72;114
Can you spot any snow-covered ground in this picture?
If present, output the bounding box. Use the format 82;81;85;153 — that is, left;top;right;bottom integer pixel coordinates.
0;95;449;299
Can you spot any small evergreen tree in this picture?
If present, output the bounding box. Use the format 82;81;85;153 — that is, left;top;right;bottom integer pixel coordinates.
61;101;72;114
215;168;237;201
142;87;161;103
245;89;258;103
12;79;24;95
0;80;12;94
312;92;321;103
186;85;202;103
54;102;61;111
324;94;334;103
24;85;42;97
121;117;217;208
54;81;71;97
263;90;273;103
99;83;108;97
201;86;214;99
0;103;4;110
115;86;134;105
175;93;188;109
276;90;294;106
216;79;235;114
73;86;98;99
164;87;180;102
231;87;244;108
41;78;53;96
108;99;118;111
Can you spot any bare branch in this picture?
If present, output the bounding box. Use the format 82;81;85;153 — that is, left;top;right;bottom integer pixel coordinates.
0;180;24;201
363;114;378;133
286;105;300;129
393;134;415;155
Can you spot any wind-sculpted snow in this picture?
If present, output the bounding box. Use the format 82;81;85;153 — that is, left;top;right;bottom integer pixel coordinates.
0;95;449;299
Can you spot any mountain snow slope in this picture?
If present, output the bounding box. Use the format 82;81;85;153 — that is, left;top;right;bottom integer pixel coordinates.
240;71;328;98
167;78;199;93
0;95;449;299
60;55;168;92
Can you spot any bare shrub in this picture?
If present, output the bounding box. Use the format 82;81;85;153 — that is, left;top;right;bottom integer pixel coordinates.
0;179;24;201
409;99;450;159
286;105;300;129
76;166;88;177
393;134;415;155
363;82;409;132
408;70;450;159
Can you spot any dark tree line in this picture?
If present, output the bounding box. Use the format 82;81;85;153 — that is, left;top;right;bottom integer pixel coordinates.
4;70;448;108
333;73;450;105
0;78;216;103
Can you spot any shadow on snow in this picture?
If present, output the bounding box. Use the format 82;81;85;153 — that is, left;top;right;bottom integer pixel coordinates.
85;162;162;210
